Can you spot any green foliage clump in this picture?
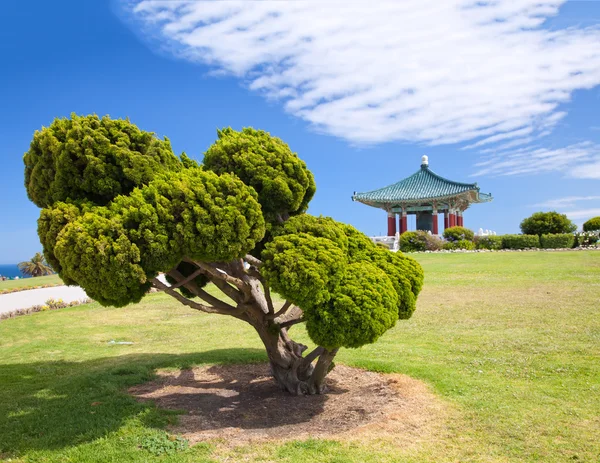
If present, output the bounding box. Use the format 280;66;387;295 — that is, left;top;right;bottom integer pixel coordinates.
474;235;503;250
365;247;423;319
520;211;576;236
583;217;600;232
271;215;348;252
54;212;150;306
261;234;346;309
539;233;575;249
140;432;188;456
203;127;316;223
339;223;377;263
501;234;540;250
443;226;475;242
443;239;476;250
24;114;181;209
304;262;398;349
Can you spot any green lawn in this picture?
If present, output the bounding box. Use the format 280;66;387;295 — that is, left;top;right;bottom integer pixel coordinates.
0;274;62;291
0;251;599;462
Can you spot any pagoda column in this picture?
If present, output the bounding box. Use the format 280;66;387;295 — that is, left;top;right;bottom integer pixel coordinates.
387;211;396;237
444;211;449;230
449;209;456;227
432;208;439;235
457;211;464;227
400;209;408;234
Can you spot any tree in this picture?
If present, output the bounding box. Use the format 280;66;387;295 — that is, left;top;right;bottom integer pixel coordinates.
24;114;424;395
520;211;576;236
583;217;600;232
18;252;54;277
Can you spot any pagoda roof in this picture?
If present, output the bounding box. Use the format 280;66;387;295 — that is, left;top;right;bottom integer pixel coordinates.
352;157;492;208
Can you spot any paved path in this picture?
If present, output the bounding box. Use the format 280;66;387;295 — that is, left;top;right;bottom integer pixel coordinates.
0;286;88;315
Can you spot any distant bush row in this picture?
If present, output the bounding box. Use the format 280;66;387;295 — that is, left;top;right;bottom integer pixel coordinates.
399;227;599;252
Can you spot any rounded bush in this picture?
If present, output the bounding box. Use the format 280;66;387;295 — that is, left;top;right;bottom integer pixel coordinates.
443;226;474;242
575;231;599;247
583;217;600;232
399;231;428;252
261;233;346;309
304;262;398;349
203;127;316;223
339;223;377;263
24;114;182;209
520;211;576;236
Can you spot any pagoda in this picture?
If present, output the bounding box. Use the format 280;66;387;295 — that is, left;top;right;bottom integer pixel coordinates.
352;156;493;236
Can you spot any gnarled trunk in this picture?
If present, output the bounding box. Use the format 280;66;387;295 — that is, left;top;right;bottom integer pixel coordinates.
153;256;339;396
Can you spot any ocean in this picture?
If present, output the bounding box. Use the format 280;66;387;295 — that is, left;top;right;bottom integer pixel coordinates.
0;264;27;279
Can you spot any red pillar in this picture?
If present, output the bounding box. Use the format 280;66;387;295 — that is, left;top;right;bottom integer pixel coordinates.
449;212;456;228
444;212;449;230
387;213;396;236
400;212;408;234
457;212;464;227
432;211;439;235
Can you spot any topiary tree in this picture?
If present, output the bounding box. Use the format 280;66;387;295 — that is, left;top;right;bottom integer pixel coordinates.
520;211;576;236
24;114;424;395
583;217;600;232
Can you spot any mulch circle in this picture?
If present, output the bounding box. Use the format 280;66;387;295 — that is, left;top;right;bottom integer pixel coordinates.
129;363;447;447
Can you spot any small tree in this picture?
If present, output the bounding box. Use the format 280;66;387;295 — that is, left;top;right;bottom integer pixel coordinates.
24;114;424;395
583;217;600;232
17;252;54;277
520;211;576;236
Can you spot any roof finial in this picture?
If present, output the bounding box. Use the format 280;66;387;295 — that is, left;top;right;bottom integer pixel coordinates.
421;155;429;167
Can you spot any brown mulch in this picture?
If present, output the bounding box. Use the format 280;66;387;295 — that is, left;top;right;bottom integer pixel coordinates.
129;363;448;447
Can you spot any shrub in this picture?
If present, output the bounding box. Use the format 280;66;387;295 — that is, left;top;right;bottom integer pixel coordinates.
575;231;599;247
474;235;502;250
443;226;475;242
583;217;600;232
501;234;540;249
399;231;427;252
520;211;576;236
539;233;575;249
443;239;476;250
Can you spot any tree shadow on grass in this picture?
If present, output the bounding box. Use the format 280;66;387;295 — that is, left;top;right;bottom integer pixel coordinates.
0;348;270;456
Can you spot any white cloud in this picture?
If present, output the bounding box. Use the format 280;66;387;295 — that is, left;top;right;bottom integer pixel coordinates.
533;196;600;208
564;208;600;220
472;142;600;177
121;0;600;146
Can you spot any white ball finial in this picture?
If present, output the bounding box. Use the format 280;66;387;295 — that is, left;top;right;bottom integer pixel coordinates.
421;155;429;166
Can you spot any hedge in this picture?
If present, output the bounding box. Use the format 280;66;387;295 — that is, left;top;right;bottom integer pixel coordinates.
501;234;540;249
443;239;476;251
474;235;502;250
540;233;575;249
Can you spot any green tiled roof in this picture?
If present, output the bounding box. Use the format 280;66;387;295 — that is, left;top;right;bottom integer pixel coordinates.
352;164;492;205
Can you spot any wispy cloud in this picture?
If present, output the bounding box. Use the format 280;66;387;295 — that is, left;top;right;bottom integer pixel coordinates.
533;196;600;208
472;142;600;178
563;208;600;220
121;0;600;147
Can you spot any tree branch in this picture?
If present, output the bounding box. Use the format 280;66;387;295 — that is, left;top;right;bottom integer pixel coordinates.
300;347;325;370
188;259;246;289
279;317;305;329
267;300;292;320
152;277;245;318
166;268;205;290
168;269;237;311
244;254;263;268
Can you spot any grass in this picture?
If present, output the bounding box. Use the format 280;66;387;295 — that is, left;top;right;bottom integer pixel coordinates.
0;251;599;462
0;274;63;291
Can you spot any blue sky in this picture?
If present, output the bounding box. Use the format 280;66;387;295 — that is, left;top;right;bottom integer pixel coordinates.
1;0;600;264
